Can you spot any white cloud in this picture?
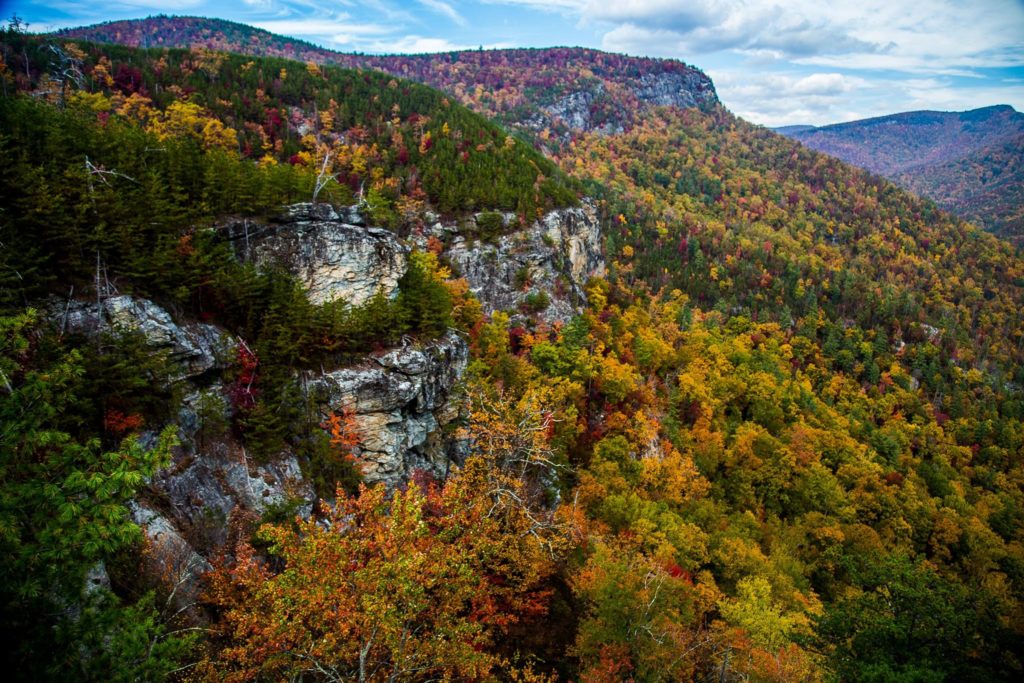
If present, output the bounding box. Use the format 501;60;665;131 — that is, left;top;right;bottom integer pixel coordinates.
711;69;875;126
362;34;472;54
591;0;1024;72
483;0;586;9
417;0;467;27
591;1;883;57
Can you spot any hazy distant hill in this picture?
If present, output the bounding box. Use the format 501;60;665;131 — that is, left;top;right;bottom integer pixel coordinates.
778;106;1024;240
899;133;1024;240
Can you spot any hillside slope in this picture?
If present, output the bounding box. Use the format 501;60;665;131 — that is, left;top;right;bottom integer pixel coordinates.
898;133;1024;241
778;106;1024;239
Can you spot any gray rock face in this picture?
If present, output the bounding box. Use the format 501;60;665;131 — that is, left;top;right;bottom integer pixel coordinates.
542;88;624;134
312;331;469;487
226;203;408;306
635;71;717;109
55;295;232;378
129;501;211;608
444;199;605;322
150;440;315;548
523;68;716;135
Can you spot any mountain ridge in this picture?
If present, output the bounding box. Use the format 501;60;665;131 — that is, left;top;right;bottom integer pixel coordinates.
776;105;1024;240
55;15;719;137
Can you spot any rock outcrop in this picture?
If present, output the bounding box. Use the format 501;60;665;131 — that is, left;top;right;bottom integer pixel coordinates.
542;86;623;136
442;199;605;322
225;203;408;306
540;71;715;133
635;71;718;109
312;330;469;487
51;196;599;585
55;295;232;379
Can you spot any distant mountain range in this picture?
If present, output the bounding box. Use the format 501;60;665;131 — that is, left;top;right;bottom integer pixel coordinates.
777;106;1024;241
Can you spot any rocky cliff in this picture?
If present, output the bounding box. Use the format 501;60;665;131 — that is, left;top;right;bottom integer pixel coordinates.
229;199;605;324
52;196;599;586
429;199;605;323
55;294;233;379
311;331;469;487
54;294;467;589
225;203;408;306
635;71;718;109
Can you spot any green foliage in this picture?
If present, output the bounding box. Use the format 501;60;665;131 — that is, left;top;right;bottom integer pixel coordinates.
812;555;1021;682
3;30;579;220
0;311;193;678
476;210;505;241
523;290;551;313
294;429;362;500
397;250;453;338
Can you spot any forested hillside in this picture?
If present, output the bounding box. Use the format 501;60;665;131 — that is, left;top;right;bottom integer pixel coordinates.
778;106;1024;240
898;133;1024;243
3;19;1024;682
58;15;719;137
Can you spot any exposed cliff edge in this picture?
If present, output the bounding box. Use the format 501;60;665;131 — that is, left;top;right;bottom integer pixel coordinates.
55;294;234;379
49;196;598;582
224;203;409;306
222;199;604;324
53;291;468;584
540;72;717;134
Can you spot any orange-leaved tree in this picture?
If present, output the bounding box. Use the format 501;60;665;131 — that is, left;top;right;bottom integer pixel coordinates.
201;454;571;682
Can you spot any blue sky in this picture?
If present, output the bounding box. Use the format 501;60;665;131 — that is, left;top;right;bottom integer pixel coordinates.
3;0;1023;127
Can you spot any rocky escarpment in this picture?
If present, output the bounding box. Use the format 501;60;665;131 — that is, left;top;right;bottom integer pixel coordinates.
542;85;623;136
232;199;605;324
53;291;468;597
635;71;717;109
52;196;598;593
55;294;233;379
224;203;408;306
310;331;469;487
540;72;716;134
437;199;605;323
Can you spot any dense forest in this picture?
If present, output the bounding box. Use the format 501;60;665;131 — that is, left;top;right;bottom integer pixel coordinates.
898;134;1024;243
62;15;1024;244
2;20;1024;682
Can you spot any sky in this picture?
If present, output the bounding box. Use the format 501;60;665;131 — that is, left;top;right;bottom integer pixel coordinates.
3;0;1023;127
